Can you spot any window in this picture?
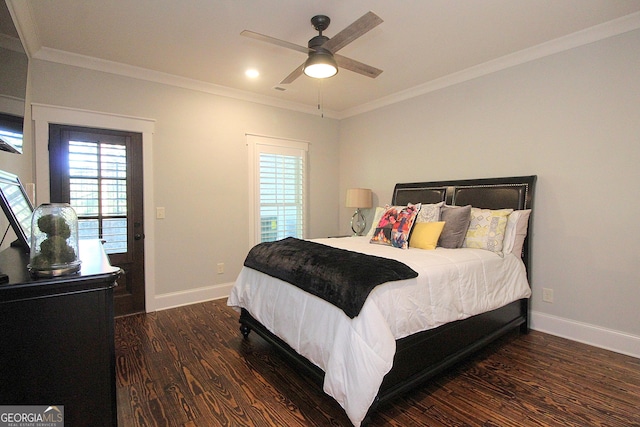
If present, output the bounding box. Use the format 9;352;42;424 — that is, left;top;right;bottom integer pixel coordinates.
68;139;128;254
247;135;308;245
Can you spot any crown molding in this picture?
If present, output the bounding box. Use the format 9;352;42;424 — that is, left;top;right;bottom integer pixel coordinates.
31;46;340;119
5;0;39;58
0;33;24;53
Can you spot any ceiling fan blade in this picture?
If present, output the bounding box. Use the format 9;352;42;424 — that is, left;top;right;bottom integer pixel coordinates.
334;54;382;79
280;64;305;84
241;30;309;55
322;11;383;54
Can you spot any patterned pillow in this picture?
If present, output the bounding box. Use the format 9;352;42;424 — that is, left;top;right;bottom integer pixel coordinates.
463;208;514;255
370;203;421;249
409;221;446;250
415;202;444;223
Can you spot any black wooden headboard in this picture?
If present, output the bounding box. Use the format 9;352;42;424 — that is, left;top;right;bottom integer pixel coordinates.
391;175;537;274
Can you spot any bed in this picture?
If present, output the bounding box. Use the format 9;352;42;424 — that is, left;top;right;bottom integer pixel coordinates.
228;175;536;426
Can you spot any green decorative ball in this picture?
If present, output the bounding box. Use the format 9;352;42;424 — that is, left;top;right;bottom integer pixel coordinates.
37;214;71;239
38;235;76;265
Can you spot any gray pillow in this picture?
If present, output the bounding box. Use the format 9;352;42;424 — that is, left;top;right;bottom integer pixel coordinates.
438;205;471;248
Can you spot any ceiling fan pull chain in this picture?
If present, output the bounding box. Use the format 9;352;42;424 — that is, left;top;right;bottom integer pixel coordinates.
318;80;324;118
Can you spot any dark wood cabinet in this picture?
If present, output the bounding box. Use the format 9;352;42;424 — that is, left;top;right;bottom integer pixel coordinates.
0;239;122;427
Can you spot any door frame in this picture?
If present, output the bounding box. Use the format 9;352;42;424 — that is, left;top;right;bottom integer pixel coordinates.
32;103;157;312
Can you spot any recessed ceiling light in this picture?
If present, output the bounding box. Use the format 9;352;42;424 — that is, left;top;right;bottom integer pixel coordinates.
245;69;259;78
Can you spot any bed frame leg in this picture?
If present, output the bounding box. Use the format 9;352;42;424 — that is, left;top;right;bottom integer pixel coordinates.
520;299;530;334
240;323;252;338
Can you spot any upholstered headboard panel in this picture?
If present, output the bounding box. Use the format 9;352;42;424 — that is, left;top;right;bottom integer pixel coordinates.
392;187;447;206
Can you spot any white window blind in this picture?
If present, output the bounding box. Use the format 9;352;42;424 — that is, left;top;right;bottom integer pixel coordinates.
247;135;308;245
68;140;128;254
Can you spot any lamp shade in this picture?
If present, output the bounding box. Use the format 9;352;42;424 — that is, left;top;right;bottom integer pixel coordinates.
303;51;338;79
345;188;372;208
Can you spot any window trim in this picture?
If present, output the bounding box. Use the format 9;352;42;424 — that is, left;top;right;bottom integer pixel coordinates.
247;134;309;247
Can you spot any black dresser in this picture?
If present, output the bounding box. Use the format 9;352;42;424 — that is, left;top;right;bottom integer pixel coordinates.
0;239;122;426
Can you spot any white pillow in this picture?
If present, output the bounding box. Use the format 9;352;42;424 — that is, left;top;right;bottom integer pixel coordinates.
503;209;531;256
365;207;385;238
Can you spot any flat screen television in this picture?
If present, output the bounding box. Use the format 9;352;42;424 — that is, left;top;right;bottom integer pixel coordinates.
0;169;33;251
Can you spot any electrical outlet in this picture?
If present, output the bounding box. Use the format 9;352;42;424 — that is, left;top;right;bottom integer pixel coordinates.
542;287;554;303
217;263;224;274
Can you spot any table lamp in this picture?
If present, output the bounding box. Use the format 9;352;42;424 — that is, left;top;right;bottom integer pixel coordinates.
345;188;372;236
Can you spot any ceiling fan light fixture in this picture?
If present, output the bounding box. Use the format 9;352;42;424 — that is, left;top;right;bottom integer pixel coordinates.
303;51;338;79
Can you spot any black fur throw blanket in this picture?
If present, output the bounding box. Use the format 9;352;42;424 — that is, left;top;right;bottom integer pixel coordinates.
243;237;418;318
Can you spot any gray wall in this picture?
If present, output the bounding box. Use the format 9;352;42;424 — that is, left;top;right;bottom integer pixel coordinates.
339;29;640;348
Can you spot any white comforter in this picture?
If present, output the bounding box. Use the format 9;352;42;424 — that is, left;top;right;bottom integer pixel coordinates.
227;236;531;426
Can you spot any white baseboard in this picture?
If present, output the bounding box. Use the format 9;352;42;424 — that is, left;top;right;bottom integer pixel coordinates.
530;311;640;359
153;282;235;312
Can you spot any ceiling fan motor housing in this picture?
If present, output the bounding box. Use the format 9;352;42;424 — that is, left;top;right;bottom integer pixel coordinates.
308;35;331;54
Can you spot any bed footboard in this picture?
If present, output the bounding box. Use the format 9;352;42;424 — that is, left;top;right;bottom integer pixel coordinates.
239;298;528;423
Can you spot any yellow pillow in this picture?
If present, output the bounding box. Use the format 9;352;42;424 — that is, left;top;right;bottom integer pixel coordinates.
409;221;446;250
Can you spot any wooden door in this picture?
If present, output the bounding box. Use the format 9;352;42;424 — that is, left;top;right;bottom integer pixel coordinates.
49;125;145;316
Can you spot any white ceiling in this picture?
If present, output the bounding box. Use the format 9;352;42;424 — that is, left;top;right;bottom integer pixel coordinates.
5;0;640;118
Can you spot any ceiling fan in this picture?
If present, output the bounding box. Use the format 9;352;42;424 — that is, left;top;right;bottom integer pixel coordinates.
241;11;383;84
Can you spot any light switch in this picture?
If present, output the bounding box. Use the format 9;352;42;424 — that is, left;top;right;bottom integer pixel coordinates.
156;207;165;219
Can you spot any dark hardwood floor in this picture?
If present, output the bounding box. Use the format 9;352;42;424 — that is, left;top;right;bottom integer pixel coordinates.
115;299;640;427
